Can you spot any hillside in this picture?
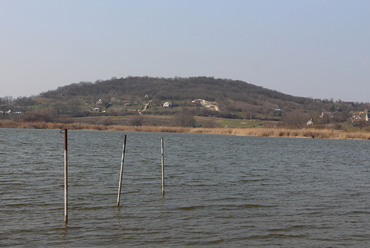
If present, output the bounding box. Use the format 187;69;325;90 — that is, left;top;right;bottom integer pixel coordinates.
1;76;369;128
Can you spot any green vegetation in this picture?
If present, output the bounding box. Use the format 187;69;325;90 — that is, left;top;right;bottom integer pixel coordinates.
220;119;264;128
1;76;369;130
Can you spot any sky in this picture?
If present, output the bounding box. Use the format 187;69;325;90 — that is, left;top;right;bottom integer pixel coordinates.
0;0;369;103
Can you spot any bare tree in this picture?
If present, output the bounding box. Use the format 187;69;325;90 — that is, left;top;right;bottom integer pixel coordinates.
282;110;311;128
97;117;114;126
173;110;196;127
129;116;143;126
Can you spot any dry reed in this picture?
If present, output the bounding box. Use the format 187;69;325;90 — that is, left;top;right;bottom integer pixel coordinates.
1;120;369;140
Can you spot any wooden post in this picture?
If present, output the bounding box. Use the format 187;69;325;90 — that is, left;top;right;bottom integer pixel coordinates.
64;129;68;225
117;135;127;207
161;137;165;196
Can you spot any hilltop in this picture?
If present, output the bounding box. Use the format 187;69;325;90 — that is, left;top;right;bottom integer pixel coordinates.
1;76;369;129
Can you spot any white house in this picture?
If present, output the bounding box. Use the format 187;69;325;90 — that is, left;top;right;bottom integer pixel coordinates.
96;99;103;105
192;99;219;111
192;99;203;104
163;102;171;108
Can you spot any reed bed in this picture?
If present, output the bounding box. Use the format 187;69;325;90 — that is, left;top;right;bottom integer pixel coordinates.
1;120;369;140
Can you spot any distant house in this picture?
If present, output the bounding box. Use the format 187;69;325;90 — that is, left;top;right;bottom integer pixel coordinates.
307;119;313;126
192;99;203;104
352;110;369;122
96;99;103;105
273;106;282;116
92;107;100;112
192;99;219;111
163;102;172;108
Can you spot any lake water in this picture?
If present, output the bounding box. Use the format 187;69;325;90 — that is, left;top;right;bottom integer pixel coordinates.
0;128;369;247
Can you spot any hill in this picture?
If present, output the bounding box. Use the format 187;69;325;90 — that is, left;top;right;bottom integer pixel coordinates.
1;76;369;129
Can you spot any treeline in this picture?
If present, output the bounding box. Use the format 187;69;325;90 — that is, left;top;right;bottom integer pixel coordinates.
0;96;14;105
41;76;307;103
38;76;315;118
39;76;368;108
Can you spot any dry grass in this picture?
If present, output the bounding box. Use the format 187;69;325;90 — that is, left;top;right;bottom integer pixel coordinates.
1;120;369;140
225;127;370;140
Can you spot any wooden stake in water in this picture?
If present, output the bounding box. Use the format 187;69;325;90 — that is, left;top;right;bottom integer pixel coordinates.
161;137;165;196
117;135;127;207
64;129;68;225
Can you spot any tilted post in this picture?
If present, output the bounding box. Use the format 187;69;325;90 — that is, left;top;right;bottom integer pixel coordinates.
161;137;165;196
117;135;127;206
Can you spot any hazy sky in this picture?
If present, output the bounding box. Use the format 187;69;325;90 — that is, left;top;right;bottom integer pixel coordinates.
1;0;369;102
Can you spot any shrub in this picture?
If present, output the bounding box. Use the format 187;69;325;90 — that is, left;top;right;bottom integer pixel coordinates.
97;117;114;126
173;110;196;127
129;116;144;126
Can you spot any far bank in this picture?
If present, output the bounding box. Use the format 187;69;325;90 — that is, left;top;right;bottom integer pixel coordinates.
1;120;369;140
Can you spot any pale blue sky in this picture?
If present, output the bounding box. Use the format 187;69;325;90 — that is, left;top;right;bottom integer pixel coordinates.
1;0;369;102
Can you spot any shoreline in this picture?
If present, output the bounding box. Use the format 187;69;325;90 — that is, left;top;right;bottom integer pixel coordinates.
0;120;369;140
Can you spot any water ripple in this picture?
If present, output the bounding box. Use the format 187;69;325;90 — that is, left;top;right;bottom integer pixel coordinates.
1;129;369;247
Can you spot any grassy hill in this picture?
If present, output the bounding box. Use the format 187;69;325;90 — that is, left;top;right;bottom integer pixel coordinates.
1;76;369;129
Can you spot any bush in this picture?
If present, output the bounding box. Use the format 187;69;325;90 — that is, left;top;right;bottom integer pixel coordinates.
281;110;311;128
20;110;52;122
129;116;143;126
173;110;196;127
97;117;114;126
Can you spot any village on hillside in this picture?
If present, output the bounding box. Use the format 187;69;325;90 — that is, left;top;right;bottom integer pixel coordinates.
1;77;369;130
